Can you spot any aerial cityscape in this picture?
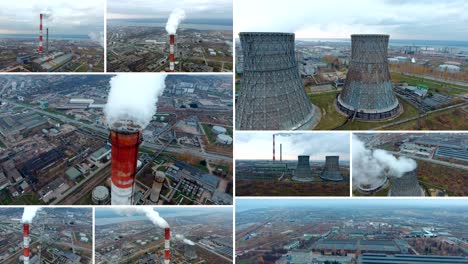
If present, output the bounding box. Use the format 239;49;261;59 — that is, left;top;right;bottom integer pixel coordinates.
235;132;350;196
236;199;468;264
95;207;233;263
353;133;468;197
107;0;233;72
0;0;104;72
0;74;233;205
235;0;468;130
0;207;92;264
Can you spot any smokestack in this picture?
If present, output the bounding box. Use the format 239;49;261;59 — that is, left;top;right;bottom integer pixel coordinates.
110;121;142;205
46;28;49;56
39;14;43;56
164;227;171;264
169;34;175;72
280;144;282;162
273;134;275;162
320;156;344;181
292;155;313;182
23;223;30;264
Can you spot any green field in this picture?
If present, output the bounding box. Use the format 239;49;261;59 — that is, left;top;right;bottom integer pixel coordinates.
391;72;468;95
386;107;468;130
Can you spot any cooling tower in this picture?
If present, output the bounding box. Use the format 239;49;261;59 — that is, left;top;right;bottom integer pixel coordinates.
320;156;344;181
236;32;318;130
110;121;142;205
184;244;197;260
292;155;313;182
388;170;425;196
337;34;400;120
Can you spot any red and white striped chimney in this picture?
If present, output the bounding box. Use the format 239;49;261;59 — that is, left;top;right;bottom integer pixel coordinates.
23;223;30;264
39;14;43;56
169;34;175;72
164;227;171;264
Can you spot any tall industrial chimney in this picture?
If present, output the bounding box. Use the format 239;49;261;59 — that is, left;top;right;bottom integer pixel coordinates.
273;134;275;161
164;227;171;264
169;34;175;72
38;14;43;56
23;223;30;264
292;155;313;182
110;121;142;205
149;170;165;204
46;28;49;56
320;156;343;181
337;34;399;120
236;32;318;130
389;169;425;196
280;144;282;162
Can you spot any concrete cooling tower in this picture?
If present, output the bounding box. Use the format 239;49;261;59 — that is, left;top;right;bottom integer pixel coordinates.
320;156;344;181
236;32;318;130
337;34;400;120
388;170;425;196
292;155;313;182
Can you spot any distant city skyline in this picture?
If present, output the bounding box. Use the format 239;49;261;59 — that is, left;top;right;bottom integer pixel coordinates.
107;0;232;20
0;0;104;35
235;0;468;41
235;132;350;161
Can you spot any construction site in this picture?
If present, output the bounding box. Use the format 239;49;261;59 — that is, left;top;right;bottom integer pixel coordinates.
0;74;233;205
235;32;468;131
353;133;468;197
235;133;350;196
95;207;233;264
0;207;92;264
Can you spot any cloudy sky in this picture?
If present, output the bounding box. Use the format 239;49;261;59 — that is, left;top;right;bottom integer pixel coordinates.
107;0;232;20
0;0;104;35
235;132;350;161
235;0;468;40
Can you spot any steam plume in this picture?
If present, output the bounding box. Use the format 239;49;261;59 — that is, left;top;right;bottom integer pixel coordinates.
22;207;41;223
113;207;169;228
165;8;186;34
352;135;417;189
88;32;104;47
104;74;166;129
175;234;195;245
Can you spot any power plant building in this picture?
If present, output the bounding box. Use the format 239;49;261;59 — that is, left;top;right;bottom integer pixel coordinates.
236;32;318;130
337;34;400;120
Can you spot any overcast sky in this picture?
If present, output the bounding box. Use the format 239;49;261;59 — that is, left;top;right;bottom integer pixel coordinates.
0;0;104;35
107;0;233;20
235;0;468;40
235;132;350;161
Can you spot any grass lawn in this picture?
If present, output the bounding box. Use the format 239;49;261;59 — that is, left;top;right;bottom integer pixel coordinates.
10;193;44;205
391;72;468;95
386;107;468;130
309;91;419;130
201;123;217;143
74;192;93;205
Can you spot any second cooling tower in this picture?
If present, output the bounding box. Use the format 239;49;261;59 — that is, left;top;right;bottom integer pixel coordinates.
320;156;343;181
337;34;400;120
293;155;313;182
236;32;318;130
388;169;425;196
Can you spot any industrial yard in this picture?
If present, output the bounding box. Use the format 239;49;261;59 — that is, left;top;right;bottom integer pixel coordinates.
235;133;350;196
0;74;233;205
352;133;468;197
0;207;92;264
95;207;233;264
236;199;468;264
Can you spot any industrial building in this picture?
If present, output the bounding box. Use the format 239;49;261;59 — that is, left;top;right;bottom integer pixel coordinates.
313;239;409;254
236;32;318;130
337;34;400;120
359;253;468;264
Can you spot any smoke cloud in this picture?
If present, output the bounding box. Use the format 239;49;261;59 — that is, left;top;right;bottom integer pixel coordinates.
165;8;186;34
352;135;417;189
104;74;166;130
88;32;104;47
113;207;169;228
175;234;195;245
22;207;41;223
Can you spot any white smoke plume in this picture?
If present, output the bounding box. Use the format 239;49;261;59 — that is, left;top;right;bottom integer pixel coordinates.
104;74;166;130
88;32;104;47
113;207;169;228
352;135;417;189
175;234;195;245
22;207;41;223
165;8;186;34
